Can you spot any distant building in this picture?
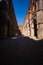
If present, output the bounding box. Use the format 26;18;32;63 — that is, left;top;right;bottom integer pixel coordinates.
23;0;43;39
19;25;23;35
0;0;20;39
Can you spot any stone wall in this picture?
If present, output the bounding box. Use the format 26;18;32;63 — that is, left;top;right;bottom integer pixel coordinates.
0;0;19;39
37;10;43;39
23;0;43;39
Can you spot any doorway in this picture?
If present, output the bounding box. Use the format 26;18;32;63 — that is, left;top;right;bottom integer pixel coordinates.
33;19;37;37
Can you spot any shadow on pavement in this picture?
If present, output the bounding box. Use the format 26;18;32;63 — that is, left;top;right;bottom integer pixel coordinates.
0;36;43;65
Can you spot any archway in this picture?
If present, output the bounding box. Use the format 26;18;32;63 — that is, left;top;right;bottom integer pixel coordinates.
33;19;37;37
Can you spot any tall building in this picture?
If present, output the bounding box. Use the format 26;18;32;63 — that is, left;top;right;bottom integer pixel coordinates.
23;0;43;39
0;0;20;39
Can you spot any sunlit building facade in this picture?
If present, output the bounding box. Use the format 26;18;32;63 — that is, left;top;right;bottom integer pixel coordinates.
23;0;43;39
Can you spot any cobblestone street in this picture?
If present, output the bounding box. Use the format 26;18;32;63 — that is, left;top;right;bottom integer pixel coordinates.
0;36;43;65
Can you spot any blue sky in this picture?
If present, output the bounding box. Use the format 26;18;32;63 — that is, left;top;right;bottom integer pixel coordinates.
12;0;30;25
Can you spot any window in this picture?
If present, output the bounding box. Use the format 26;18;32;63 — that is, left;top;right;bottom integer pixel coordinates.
36;0;40;11
42;0;43;9
38;0;39;10
33;2;34;6
5;0;8;4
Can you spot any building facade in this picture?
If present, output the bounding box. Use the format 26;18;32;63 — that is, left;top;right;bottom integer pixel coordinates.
23;0;43;39
19;25;23;35
0;0;20;39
